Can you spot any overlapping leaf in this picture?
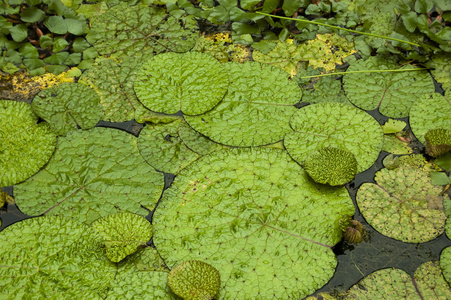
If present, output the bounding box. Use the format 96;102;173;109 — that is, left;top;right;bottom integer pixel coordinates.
185;61;300;147
0;100;56;187
153;148;354;299
134;52;228;115
284;102;383;173
0;216;116;299
31;82;102;135
14;127;164;224
343;56;434;117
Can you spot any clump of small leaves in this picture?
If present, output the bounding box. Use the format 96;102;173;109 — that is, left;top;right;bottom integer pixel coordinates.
425;128;451;157
304;147;358;186
168;260;220;300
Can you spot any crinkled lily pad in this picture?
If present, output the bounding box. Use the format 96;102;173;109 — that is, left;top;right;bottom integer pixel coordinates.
441;246;451;286
357;155;447;243
343;56;434;117
14;127;164;224
425;128;451;157
91;212;152;262
86;3;197;60
153;148;354;299
134;52;228;116
185;61;300;147
409;93;451;145
0;100;56;187
345;262;451;299
31;82;102;136
79;57;148;122
284;103;383;173
0;216;116;299
301;75;352;105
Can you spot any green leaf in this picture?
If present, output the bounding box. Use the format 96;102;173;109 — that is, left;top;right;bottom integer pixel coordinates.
31;82;102;136
415;0;434;14
65;17;85;35
22;58;46;70
43;52;69;64
430;171;451;185
64;52;81;65
39;35;53;49
409;93;451;145
44;16;68;34
382;119;407;134
168;260;220;300
20;7;45;23
52;36;69;52
425;128;451;157
427;53;451;91
86;3;197;60
382;134;412;155
343;56;435;118
134;52;228;115
19;43;39;59
153;148;354;299
91;212;152;262
0;216;116;299
79;57;148;122
9;24;28;42
285;103;383;173
14;127;164;224
185;61;300;147
45;64;68;75
357;155;448;243
435;152;451;171
300;74;352;105
0;101;56;187
72;37;90;52
401;11;418;33
441;246;451;286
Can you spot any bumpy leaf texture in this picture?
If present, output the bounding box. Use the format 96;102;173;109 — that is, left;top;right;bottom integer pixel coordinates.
153;148;354;299
14;127;164;224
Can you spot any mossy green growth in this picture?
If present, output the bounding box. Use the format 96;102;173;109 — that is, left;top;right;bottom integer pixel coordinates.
425;128;451;158
304;147;357;186
168;260;220;300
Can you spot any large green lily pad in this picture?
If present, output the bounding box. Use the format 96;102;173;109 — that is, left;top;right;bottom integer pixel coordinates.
134;52;229;116
185;61;300;147
31;82;102;136
0;216;116;299
153;148;354;299
284;102;383;173
409;93;451;145
357;155;447;243
86;3;197;61
14;127;164;224
441;246;451;286
343;56;434;118
0;100;56;187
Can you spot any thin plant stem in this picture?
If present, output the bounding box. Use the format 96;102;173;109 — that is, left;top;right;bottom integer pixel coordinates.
256;12;421;47
299;68;428;79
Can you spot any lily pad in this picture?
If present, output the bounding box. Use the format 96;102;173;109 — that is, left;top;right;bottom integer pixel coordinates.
14;127;164;224
440;246;451;286
185;61;300;147
284;102;383;173
301;75;352;105
79;57;149;122
345;261;451;299
356;155;447;243
153;148;354;299
86;2;197;61
343;56;434;117
427;53;451;91
0;100;56;187
409;93;451;145
0;216;116;299
31;82;102;136
91;212;152;262
134;52;228;116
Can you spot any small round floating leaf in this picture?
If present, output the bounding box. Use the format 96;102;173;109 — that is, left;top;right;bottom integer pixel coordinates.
44;16;68;34
285;102;383;173
14;127;164;224
440;246;451;285
0;216;116;299
92;212;152;262
304;147;357;186
343;56;434;118
185;61;300;147
32;82;102;136
9;24;28;42
425;128;451;157
154;148;354;299
20;7;45;23
134;52;228;116
168;260;220;300
0;100;56;187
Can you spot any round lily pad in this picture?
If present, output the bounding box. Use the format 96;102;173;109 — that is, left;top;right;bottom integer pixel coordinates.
440;246;451;285
284;102;383;173
185;61;301;147
343;56;435;118
0;216;116;299
92;212;153;262
153;148;354;299
31;82;102;136
357;155;447;243
0;100;56;187
409;93;451;145
134;52;228;116
14;127;164;224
